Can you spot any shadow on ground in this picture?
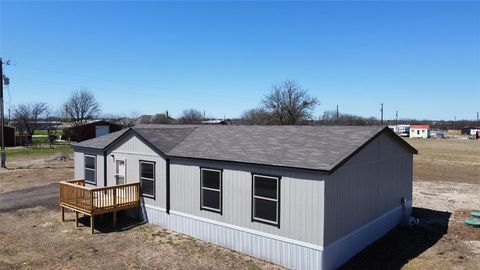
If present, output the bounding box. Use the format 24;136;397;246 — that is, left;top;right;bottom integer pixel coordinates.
75;211;147;233
341;207;451;270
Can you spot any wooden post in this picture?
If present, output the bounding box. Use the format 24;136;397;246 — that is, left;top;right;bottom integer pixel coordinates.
74;186;78;206
113;186;117;228
61;207;65;222
75;211;79;227
91;215;94;234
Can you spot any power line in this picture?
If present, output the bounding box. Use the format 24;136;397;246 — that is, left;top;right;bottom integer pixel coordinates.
14;63;172;92
10;75;239;104
10;64;253;108
8;75;250;118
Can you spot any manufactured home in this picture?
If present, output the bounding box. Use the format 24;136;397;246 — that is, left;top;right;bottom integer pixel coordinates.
62;125;417;269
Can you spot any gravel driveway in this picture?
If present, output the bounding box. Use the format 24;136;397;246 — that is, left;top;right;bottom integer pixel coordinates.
0;183;59;213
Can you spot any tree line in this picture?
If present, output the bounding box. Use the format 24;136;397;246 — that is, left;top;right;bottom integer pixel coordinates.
13;90;100;141
11;80;479;140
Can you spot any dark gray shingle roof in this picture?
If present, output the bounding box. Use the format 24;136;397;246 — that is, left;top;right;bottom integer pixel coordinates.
73;125;414;172
168;125;386;171
134;127;197;153
73;128;129;149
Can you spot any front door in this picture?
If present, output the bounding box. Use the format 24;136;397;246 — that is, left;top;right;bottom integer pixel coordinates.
115;159;126;185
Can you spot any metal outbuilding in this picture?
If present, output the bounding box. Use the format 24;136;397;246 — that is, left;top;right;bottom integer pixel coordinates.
71;125;417;269
63;120;123;142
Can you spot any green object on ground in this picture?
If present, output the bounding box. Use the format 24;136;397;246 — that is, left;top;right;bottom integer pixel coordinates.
470;212;480;218
464;219;480;227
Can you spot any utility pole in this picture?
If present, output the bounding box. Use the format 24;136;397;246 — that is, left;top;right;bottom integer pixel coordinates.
336;105;339;126
395;110;398;132
380;103;384;125
477;111;479;125
1;58;9;169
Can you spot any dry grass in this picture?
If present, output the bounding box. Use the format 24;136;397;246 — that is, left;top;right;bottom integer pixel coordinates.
0;207;281;270
406;138;480;184
0;156;73;193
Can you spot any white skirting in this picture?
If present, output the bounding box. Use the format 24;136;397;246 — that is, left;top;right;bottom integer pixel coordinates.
322;200;412;269
140;201;411;270
141;205;323;270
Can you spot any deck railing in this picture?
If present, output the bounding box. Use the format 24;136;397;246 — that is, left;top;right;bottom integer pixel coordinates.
59;179;140;215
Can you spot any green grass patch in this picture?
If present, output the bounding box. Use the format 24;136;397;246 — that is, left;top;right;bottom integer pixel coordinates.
15;130;63;136
5;145;73;158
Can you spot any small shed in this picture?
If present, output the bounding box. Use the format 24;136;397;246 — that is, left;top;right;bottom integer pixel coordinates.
63;120;123;142
461;126;480;136
409;125;430;138
1;125;15;146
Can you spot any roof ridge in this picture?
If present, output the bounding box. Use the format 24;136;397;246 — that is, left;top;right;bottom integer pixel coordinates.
333;126;384;163
165;126;199;153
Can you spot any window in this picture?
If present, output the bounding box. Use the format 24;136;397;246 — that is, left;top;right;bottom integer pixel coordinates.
200;168;222;213
417;130;420;135
252;174;280;227
84;155;96;185
140;161;155;198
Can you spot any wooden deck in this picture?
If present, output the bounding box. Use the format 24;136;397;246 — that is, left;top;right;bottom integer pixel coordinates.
59;179;140;233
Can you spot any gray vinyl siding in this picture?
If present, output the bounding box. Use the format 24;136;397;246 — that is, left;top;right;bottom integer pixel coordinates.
323;133;413;245
169;158;326;246
74;151;84;179
105;133;167;210
73;150;104;188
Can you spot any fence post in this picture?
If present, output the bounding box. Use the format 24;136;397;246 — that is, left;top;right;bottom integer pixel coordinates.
74;185;78;206
90;189;94;213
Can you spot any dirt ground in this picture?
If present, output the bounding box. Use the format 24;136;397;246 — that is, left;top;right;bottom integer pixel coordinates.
1;138;479;269
0;207;280;269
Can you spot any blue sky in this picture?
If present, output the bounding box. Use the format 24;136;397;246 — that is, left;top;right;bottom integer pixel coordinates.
1;1;479;120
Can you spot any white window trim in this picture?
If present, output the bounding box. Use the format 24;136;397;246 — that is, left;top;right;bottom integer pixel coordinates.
200;168;222;214
252;174;280;226
84;154;96;185
140;160;155;198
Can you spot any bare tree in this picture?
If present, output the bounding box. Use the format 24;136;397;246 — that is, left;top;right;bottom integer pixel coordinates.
239;108;274;125
63;90;100;140
119;111;140;127
262;80;319;125
151;113;171;124
321;110;380;126
13;102;48;136
44;107;62;146
180;109;203;124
